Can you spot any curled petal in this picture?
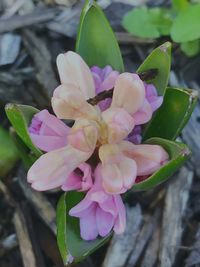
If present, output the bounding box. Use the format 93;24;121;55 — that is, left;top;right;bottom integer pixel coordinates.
27;145;93;191
52;84;99;121
29;109;69;152
102;107;135;144
61;163;93;192
111;73;145;115
57;51;95;99
120;141;169;176
113;195;126;234
99;144;137;194
145;83;163;112
96;206;114;237
133;99;153;125
69;198;94;217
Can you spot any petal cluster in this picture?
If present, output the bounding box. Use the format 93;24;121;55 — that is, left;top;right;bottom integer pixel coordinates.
27;51;168;241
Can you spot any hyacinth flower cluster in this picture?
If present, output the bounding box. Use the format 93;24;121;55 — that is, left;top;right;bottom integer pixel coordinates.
28;51;168;241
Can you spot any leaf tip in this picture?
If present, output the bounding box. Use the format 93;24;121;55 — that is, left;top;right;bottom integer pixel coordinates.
181;146;191;158
5;103;15;111
159;41;171;53
188;89;199;100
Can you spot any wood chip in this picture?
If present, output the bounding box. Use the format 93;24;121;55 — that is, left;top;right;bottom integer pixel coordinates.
182;103;200;177
102;204;143;267
141;226;160;267
22;29;58;98
126;209;160;267
159;166;194;267
55;0;78;6
47;6;81;37
14;209;37;267
0;234;18;257
0;33;21;65
116;32;155;45
0;8;58;33
17;169;56;234
185;225;200;266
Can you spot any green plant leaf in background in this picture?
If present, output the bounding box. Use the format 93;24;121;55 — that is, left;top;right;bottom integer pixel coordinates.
180;40;200;57
132;137;191;191
5;104;42;157
76;0;124;72
137;42;171;95
57;192;111;264
143;87;198;141
172;0;189;11
0;127;19;177
122;7;172;39
171;4;200;42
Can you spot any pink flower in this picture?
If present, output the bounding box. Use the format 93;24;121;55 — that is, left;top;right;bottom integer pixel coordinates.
120;141;169;176
61;163;93;192
145;83;163;112
91;65;119;111
69;165;126;240
29;109;69;152
27;51;168;194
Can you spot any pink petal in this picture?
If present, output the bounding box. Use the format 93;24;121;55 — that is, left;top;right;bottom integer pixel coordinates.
100;70;119;91
35;109;69;136
56;52;95;99
96;206;114;237
61;172;82;192
148;96;163;112
52;84;99;121
61;163;93;192
67;119;98;152
29;110;69;152
79;206;99;240
121;141;169;176
111;73;145;115
113;195;126;234
99;144;137;194
30;134;67;152
133;99;153;125
27;145;92;191
69;198;93;217
102;107;135;144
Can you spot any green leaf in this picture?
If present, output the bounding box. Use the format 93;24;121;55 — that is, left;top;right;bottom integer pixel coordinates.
0;127;19;177
122;7;172;39
76;0;124;72
57;192;111;264
5;104;42;157
132;138;191;191
172;0;189;11
171;4;200;42
143;87;198;141
181;40;200;56
10;128;37;169
137;42;171;95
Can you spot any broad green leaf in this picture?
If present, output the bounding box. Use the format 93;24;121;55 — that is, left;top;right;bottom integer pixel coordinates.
10;128;37;169
57;192;111;264
181;40;200;57
5;104;42;157
122;7;172;39
0;127;19;177
172;0;189;11
143;87;198;141
76;0;124;72
171;4;200;42
137;42;171;95
132;138;191;191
